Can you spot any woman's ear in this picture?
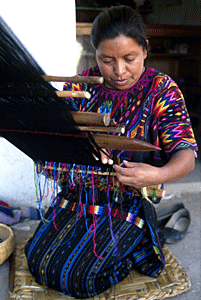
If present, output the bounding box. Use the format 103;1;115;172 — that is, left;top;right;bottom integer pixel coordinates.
144;39;149;59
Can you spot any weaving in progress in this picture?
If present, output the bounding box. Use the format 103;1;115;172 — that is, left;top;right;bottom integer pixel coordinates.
0;5;198;299
0;16;158;167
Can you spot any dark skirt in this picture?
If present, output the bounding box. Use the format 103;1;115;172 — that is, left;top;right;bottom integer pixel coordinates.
25;197;164;298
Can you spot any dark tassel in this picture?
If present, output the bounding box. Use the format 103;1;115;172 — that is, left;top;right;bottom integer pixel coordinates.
0;16;103;167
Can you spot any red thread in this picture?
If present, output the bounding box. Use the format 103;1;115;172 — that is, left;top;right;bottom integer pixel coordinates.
0;128;89;138
53;208;59;231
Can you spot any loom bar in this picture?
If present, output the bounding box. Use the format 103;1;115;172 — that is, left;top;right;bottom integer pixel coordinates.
42;75;104;84
146;187;166;198
8;253;15;293
78;125;125;134
70;111;112;126
55;90;91;99
92;134;161;152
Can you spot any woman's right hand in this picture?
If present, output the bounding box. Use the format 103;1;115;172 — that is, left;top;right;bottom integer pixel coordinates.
94;148;114;165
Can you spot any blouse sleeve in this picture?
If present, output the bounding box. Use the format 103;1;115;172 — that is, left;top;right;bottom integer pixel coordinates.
153;84;198;157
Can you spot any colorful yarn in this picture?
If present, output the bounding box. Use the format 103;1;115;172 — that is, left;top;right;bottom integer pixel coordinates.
59;200;145;229
106;169;120;259
65;66;197;161
91;167;103;259
25;65;197;298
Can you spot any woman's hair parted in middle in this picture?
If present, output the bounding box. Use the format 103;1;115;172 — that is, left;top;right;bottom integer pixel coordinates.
91;5;148;51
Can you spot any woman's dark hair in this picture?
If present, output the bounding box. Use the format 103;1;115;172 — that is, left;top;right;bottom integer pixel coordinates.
91;5;148;51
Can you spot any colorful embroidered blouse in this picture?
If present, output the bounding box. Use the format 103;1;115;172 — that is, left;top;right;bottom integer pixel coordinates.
64;66;197;167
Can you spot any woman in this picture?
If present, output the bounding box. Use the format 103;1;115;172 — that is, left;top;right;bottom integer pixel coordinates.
25;6;197;298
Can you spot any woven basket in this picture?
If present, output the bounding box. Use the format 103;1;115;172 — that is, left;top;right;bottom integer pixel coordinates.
9;241;191;300
0;223;14;265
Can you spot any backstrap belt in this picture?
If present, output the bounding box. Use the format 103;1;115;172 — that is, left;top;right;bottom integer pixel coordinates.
59;199;145;229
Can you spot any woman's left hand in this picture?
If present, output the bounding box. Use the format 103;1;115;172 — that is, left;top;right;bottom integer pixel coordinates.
113;149;195;189
113;160;160;189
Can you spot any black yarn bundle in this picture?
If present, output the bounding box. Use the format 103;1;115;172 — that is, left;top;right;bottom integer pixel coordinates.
0;17;103;166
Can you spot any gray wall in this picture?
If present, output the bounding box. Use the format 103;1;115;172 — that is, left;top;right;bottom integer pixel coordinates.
147;0;201;25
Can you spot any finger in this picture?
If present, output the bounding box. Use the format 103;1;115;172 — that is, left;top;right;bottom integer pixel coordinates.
93;153;100;161
123;160;138;168
102;156;114;165
93;148;113;165
113;164;128;176
101;149;113;165
113;164;122;172
115;172;135;187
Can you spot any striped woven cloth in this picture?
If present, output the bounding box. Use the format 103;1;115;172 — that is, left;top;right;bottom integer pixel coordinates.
59;199;145;228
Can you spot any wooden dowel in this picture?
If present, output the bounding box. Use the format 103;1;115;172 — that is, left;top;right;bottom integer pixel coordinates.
55;90;91;99
71;111;111;127
2;89;91;99
42;75;104;84
37;165;115;176
9;252;15;293
37;167;164;191
148;184;162;190
146;187;166;198
36;165;166;198
92;134;161;152
78;125;125;134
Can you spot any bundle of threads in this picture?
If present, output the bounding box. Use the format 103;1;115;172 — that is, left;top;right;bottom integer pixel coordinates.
34;161;165;258
34;161;124;258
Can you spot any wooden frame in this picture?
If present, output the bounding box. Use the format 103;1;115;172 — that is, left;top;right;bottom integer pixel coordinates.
76;23;201;37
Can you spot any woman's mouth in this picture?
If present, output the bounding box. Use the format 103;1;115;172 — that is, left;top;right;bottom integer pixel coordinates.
113;79;128;86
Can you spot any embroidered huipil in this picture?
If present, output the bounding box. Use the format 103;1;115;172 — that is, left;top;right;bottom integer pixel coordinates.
64;66;197;166
25;66;197;299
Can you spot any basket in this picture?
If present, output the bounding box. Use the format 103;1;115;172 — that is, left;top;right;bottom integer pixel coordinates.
9;242;191;300
0;223;14;265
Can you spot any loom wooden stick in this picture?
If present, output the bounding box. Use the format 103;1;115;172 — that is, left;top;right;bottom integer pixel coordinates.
92;134;161;152
148;184;162;189
55;90;91;99
78;125;125;134
37;166;166;198
71;111;112;127
146;187;166;198
42;75;104;84
1;128;159;152
9;252;15;293
37;165;115;176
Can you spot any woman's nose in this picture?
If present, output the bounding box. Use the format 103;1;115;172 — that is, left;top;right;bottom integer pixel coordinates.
114;61;126;76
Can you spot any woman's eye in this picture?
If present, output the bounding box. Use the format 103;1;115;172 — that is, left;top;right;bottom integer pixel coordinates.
125;57;135;62
103;60;112;64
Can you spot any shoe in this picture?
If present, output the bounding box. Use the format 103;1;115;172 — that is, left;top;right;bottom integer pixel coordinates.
162;208;191;244
156;203;185;229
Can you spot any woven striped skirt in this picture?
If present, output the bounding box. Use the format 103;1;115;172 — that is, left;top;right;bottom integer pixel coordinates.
25;197;164;298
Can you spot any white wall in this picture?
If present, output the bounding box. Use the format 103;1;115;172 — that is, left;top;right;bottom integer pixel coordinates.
0;0;76;208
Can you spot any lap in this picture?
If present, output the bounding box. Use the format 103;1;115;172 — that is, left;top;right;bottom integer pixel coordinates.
25;205;145;297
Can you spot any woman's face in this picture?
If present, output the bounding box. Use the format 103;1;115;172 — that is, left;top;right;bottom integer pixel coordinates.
96;35;147;90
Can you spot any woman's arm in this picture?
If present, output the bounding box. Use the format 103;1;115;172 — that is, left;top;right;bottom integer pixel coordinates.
113;148;195;189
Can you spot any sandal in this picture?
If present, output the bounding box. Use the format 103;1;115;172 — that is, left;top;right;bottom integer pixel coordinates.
159;208;191;244
156;203;185;229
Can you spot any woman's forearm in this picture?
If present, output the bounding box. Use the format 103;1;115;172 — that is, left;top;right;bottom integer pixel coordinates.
158;148;195;183
113;149;195;189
